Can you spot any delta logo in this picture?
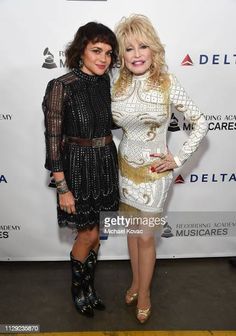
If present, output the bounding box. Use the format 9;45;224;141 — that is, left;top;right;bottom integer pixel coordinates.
175;175;185;184
175;173;236;184
181;53;236;66
181;54;193;66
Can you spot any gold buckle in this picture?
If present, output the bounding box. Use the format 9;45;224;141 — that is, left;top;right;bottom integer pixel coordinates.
92;137;105;148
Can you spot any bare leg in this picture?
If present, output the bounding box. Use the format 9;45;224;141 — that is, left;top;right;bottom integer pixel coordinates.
72;225;99;261
127;235;139;297
137;233;156;310
120;202;140;301
91;227;100;253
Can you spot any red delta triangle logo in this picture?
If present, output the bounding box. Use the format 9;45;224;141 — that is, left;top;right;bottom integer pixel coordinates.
181;54;194;66
175;175;185;184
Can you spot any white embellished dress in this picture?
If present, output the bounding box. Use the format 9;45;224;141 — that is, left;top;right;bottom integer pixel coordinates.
111;73;208;213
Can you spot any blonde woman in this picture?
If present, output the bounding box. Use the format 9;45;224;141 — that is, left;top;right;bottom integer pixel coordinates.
112;14;208;323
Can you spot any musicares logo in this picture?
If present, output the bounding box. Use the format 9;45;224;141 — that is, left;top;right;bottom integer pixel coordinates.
181;54;194;66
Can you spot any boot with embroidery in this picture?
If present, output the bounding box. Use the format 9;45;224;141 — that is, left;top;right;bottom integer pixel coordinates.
84;249;105;310
70;252;94;317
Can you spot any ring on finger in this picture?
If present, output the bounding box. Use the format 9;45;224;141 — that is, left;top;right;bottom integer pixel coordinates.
160;153;166;159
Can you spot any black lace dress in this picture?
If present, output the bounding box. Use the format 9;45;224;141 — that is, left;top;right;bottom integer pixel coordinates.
42;69;119;230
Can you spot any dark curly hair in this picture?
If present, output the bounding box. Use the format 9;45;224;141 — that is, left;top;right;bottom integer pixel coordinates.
65;22;118;70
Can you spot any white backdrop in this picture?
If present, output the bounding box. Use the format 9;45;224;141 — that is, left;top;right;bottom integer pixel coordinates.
0;0;235;260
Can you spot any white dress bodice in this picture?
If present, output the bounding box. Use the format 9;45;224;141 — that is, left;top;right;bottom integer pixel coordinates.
111;73;208;212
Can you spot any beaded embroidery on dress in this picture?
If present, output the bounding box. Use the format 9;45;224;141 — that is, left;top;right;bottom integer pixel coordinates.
112;73;208;213
43;69;119;230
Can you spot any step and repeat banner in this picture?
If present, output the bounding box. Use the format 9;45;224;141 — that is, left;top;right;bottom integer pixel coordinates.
0;0;235;260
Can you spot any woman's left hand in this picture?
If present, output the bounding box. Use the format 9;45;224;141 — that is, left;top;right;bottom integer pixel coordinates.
150;151;177;173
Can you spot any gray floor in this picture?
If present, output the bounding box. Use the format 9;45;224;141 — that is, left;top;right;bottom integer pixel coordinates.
0;258;236;332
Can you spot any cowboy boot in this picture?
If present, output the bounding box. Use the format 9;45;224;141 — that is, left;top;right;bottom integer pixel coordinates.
84;249;106;310
70;252;94;317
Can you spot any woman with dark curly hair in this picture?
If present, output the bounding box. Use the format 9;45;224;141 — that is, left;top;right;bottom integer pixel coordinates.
42;22;119;317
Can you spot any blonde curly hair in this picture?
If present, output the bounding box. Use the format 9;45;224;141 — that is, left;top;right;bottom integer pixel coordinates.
113;14;170;96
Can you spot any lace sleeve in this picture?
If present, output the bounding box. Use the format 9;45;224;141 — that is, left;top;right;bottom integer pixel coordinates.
42;79;65;172
169;74;208;166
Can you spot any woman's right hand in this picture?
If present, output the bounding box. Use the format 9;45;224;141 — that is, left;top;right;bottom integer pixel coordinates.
59;191;76;214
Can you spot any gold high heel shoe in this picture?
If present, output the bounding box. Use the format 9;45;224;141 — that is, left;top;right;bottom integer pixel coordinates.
136;306;151;324
125;289;138;305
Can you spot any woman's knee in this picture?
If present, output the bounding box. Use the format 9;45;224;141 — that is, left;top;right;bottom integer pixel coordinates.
76;231;92;246
77;227;99;246
138;235;155;249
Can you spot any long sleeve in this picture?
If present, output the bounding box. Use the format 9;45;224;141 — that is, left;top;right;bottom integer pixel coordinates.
169;74;208;166
42;79;65;172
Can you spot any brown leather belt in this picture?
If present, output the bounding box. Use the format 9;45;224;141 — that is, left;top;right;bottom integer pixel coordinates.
65;134;113;148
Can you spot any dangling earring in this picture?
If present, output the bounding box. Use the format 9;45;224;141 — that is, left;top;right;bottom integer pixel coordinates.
78;59;83;68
